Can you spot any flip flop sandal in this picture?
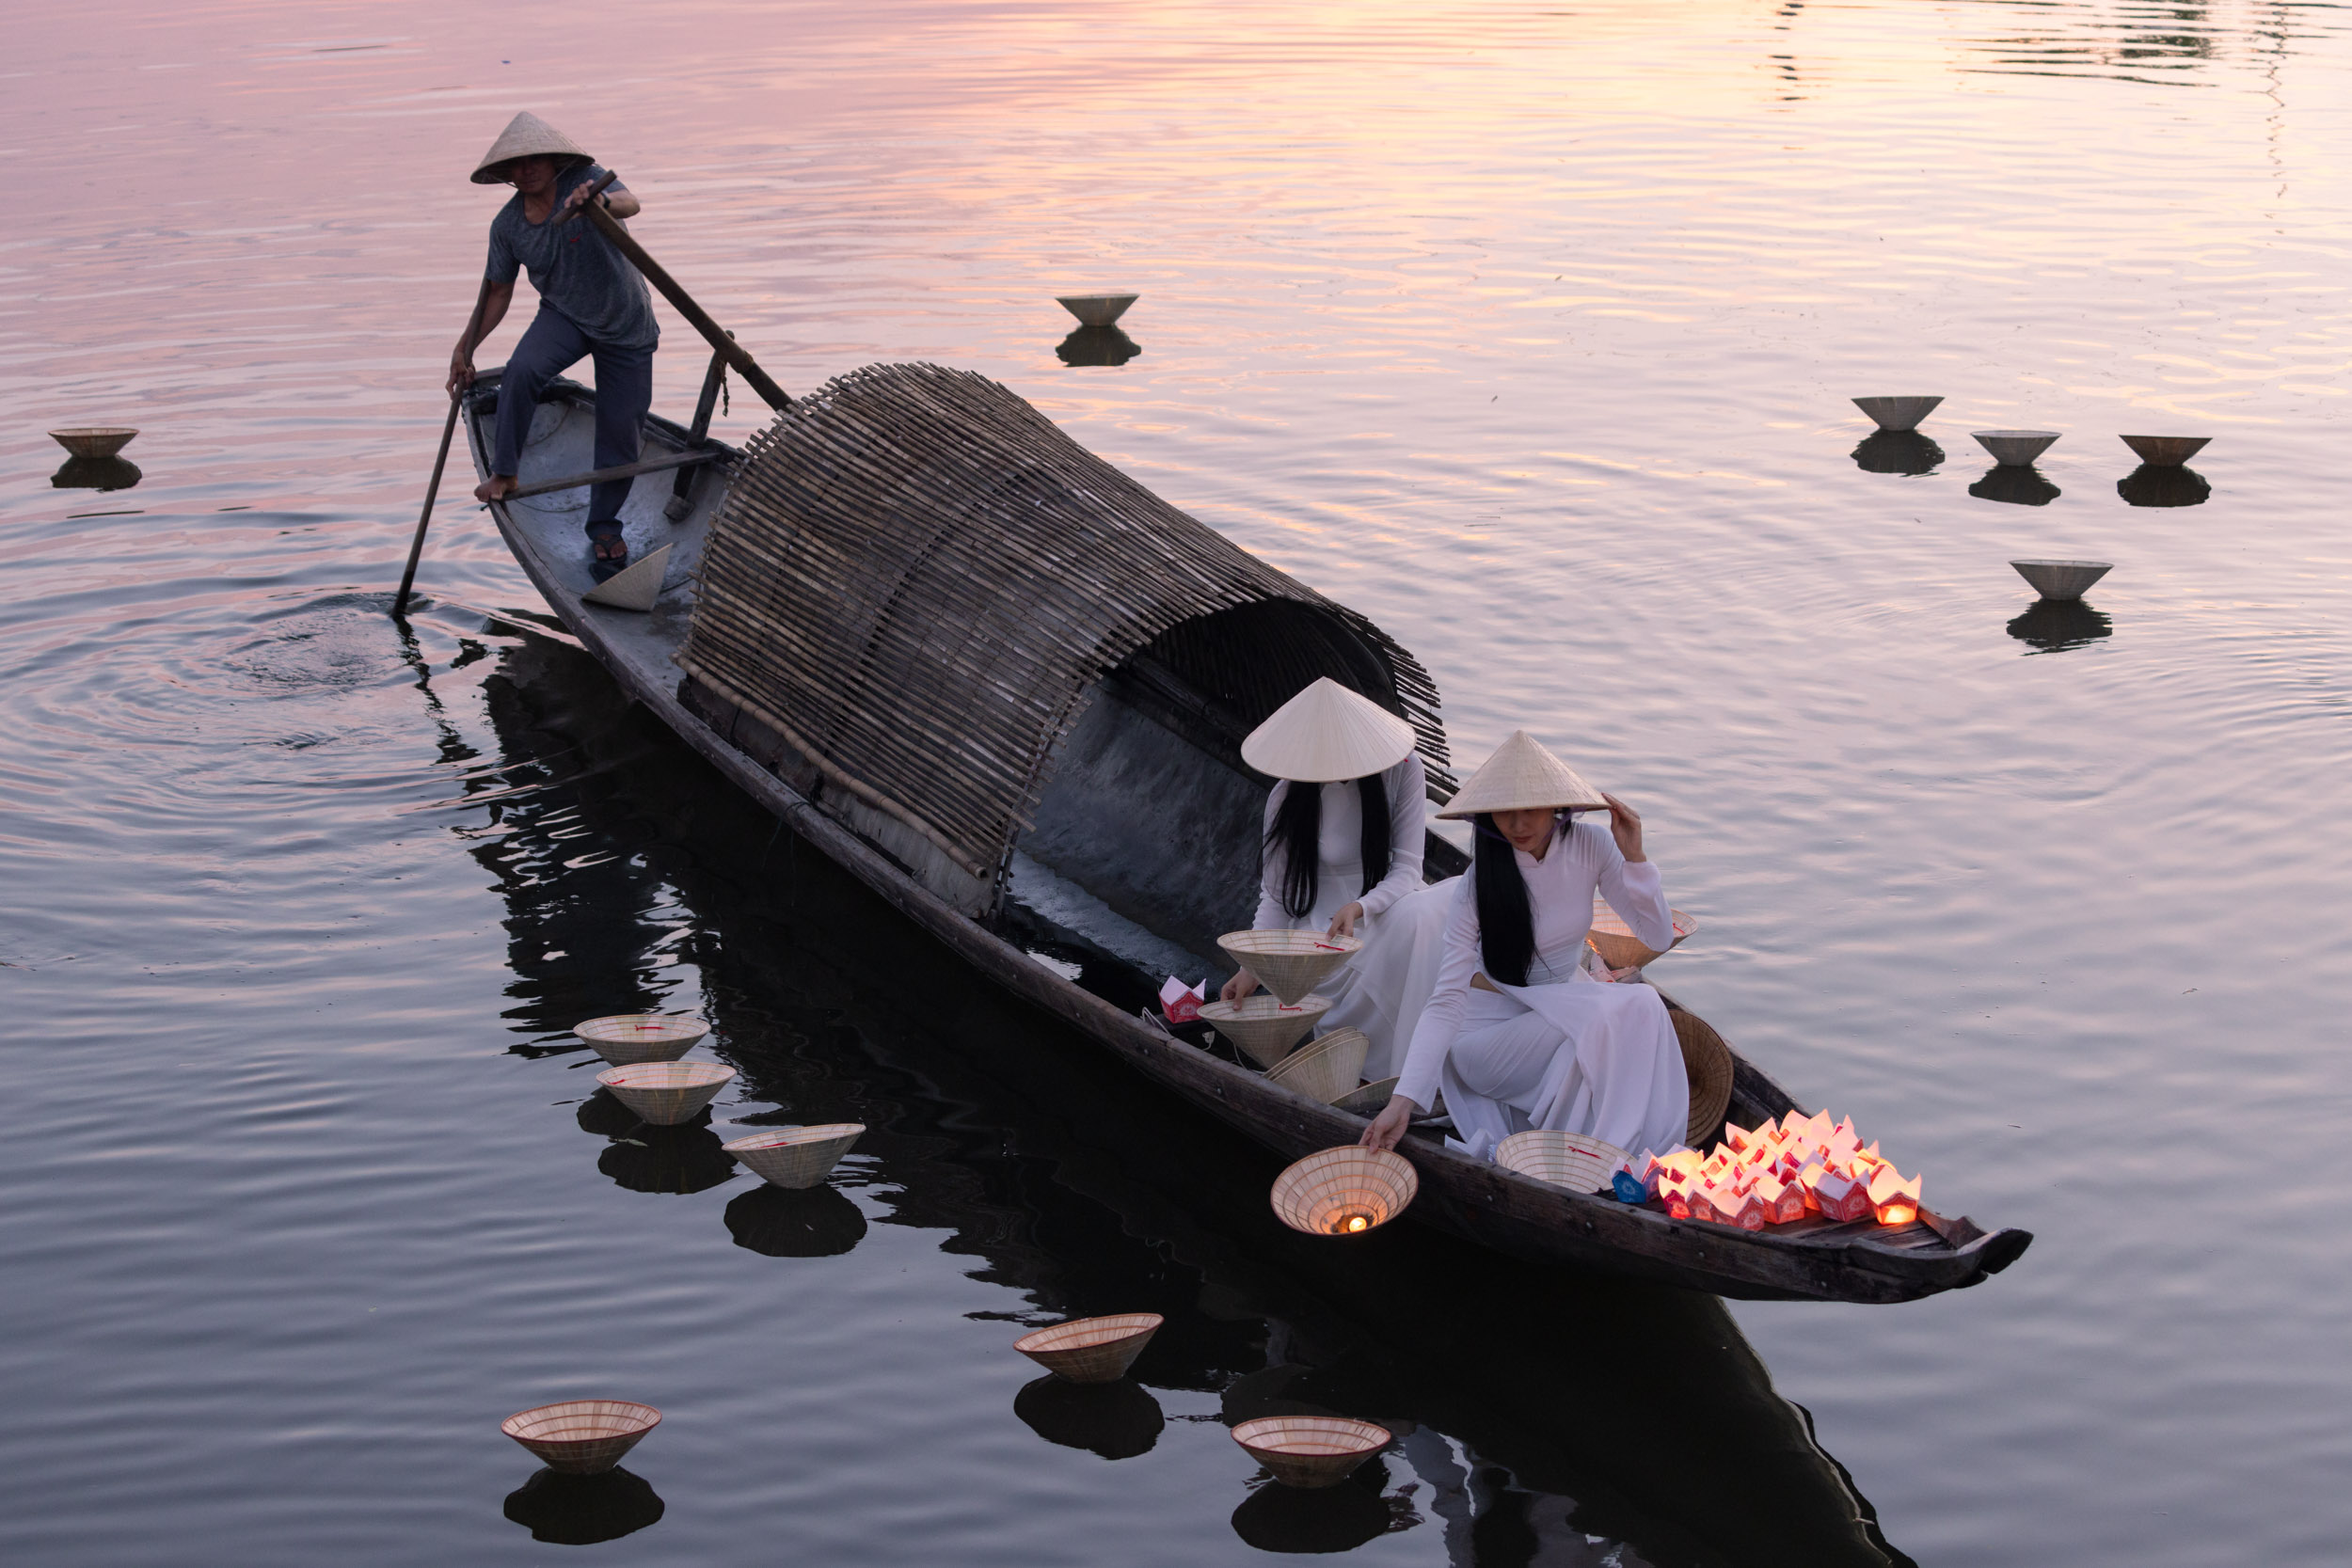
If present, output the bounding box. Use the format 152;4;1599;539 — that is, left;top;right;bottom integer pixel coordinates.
587;526;629;583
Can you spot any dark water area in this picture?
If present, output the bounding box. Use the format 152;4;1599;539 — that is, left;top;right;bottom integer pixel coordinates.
6;2;2351;1563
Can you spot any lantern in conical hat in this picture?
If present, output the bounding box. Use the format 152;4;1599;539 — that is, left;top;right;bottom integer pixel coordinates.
1240;677;1417;784
1437;730;1608;819
1217;929;1362;1006
472;111;593;183
1270;1146;1418;1235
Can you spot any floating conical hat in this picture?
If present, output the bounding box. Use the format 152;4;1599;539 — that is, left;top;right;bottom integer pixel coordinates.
472;111;592;183
1240;677;1416;784
1436;730;1607;819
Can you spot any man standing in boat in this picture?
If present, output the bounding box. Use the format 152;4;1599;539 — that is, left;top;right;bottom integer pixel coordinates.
447;112;659;580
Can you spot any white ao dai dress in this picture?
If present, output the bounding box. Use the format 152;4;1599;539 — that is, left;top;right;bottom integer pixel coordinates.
1250;753;1426;1078
1394;816;1689;1162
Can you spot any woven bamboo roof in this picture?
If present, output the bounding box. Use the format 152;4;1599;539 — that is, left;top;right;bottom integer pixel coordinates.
680;362;1453;882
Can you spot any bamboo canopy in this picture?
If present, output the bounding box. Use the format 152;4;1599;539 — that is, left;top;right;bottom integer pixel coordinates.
681;362;1453;885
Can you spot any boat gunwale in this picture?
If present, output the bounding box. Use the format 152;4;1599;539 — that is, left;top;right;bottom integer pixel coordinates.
463;379;2030;1306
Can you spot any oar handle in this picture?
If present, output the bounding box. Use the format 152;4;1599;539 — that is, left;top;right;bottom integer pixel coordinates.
569;173;795;411
551;168;621;228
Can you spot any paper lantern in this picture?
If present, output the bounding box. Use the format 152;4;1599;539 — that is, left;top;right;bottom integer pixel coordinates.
1494;1130;1627;1195
1013;1312;1164;1384
1200;993;1333;1068
595;1061;735;1126
573;1013;708;1067
1270;1146;1418;1236
1868;1167;1924;1226
501;1400;661;1475
1231;1416;1391;1489
1217;929;1364;1006
723;1123;865;1189
1815;1169;1873;1223
1264;1028;1371;1103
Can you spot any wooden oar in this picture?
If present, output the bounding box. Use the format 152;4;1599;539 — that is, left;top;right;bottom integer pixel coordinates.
555;170;794;412
393;276;494;617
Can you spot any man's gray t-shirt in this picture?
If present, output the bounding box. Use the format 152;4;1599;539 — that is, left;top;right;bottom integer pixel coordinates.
485;162;660;352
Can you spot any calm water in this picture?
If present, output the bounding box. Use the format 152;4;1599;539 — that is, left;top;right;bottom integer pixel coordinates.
7;2;2351;1562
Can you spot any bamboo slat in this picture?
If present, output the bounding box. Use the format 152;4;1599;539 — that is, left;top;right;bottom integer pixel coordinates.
680;363;1455;895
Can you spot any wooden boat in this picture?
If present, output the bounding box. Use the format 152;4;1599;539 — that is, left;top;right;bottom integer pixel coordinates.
459;361;2030;1304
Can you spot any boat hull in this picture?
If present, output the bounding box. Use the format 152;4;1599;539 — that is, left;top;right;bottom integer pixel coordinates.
463;376;2029;1305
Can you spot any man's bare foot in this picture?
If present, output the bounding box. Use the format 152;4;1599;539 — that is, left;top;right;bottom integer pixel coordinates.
474;474;517;504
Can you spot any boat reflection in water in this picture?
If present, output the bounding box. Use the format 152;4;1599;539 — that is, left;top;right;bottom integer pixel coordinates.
1057;325;1142;367
50;455;141;491
1014;1374;1167;1460
1967;464;2061;507
2117;463;2211;507
1850;430;1942;476
468;632;1916;1568
2008;598;2113;654
501;1465;665;1544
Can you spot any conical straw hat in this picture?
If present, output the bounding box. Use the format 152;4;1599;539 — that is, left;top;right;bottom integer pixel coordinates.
1217;929;1361;1006
1241;677;1417;784
1231;1416;1391;1489
1674;1009;1735;1148
574;1012;707;1066
501;1400;660;1475
1013;1313;1163;1384
1269;1146;1418;1235
1199;993;1332;1068
1494;1130;1626;1194
472;111;592;183
1436;730;1607;819
1263;1027;1371;1103
596;1061;735;1125
723;1123;865;1189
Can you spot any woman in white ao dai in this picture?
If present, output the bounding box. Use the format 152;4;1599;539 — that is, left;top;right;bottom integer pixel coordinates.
1362;731;1690;1164
1220;678;1431;1077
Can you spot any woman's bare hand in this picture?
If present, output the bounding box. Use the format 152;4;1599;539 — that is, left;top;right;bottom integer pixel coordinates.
1327;902;1365;940
1600;791;1645;863
1219;968;1261;1004
1359;1095;1419;1150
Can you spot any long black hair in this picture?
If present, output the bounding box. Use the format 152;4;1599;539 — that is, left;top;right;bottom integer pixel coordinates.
1471;810;1562;986
1266;770;1394;921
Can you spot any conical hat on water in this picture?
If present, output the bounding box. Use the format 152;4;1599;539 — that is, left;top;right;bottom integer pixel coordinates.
472;111;593;183
723;1123;865;1189
1013;1313;1163;1384
1240;677;1417;784
1217;929;1362;1006
1263;1027;1371;1103
1437;730;1608;819
1198;993;1332;1068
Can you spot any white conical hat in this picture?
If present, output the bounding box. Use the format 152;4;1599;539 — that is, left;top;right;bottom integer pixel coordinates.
471;112;592;183
1436;730;1607;818
1240;677;1417;784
